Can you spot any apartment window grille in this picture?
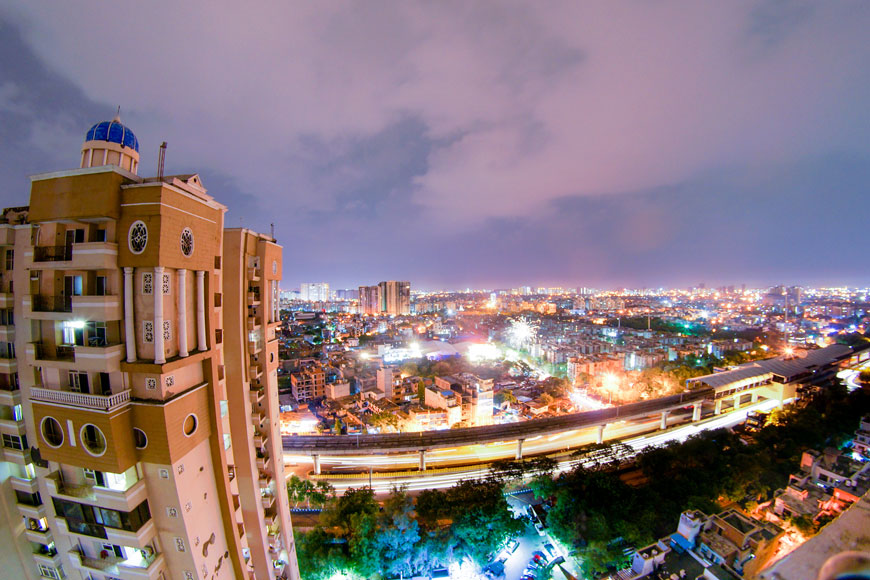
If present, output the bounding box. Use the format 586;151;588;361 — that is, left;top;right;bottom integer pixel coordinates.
145;377;157;390
162;273;171;295
36;564;60;579
142;272;153;295
143;321;154;344
165;375;175;387
163;320;171;341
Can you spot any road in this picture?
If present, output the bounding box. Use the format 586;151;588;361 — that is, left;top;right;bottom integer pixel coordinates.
293;399;778;494
282;388;715;455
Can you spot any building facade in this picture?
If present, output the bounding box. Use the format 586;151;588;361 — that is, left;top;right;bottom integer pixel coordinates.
0;117;298;580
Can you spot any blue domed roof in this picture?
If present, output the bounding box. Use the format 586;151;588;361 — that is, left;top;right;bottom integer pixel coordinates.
85;119;139;152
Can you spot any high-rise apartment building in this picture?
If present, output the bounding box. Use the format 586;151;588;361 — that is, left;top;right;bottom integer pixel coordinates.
357;285;380;316
359;281;409;316
0;116;298;580
299;283;329;303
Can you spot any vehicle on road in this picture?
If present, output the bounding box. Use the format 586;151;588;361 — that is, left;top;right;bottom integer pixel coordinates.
504;539;519;554
534;522;546;536
543;543;557;558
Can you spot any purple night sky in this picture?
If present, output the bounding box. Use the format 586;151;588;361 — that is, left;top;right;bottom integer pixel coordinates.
0;2;868;290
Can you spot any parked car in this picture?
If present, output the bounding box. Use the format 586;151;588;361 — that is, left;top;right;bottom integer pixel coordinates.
505;539;520;554
534;522;546;536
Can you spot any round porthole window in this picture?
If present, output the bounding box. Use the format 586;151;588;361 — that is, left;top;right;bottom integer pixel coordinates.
180;228;194;257
183;414;198;437
80;424;107;456
129;220;148;254
133;428;148;449
40;416;64;448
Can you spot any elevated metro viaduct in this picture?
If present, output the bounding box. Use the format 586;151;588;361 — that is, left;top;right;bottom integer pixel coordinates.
284;343;869;474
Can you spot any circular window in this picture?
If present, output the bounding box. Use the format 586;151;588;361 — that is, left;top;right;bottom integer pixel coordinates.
129;220;148;254
269;352;275;363
80;424;107;456
40;416;64;448
133;428;148;449
183;414;198;437
180;228;194;257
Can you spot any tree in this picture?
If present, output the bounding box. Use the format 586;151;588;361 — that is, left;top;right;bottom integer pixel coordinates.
494;390;518;407
375;487;421;578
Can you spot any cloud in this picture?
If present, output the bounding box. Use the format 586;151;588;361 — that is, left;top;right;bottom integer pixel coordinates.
0;2;869;287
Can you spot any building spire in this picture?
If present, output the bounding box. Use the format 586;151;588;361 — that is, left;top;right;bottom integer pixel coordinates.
113;105;121;122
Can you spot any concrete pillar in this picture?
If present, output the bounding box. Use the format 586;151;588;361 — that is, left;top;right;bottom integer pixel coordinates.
312;454;321;475
734;394;741;410
714;399;723;415
123;267;137;363
516;438;524;460
196;270;207;351
177;269;188;358
153;266;165;364
596;424;605;444
751;392;758;403
692;403;702;422
660;410;670;430
419;450;426;471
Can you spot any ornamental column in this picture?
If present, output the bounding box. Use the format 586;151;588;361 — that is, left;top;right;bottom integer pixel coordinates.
178;269;188;357
124;267;137;363
196;270;207;351
153;266;165;364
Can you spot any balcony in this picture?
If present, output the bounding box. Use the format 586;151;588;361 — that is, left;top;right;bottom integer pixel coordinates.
253;433;269;449
68;548;165;580
25;526;53;544
2;445;31;464
29;242;118;270
251;409;265;427
0;355;16;374
17;499;46;520
0;416;26;437
32;549;64;570
30;388;130;412
10;476;39;495
25;294;122;321
249;388;264;406
0;384;21;407
28;342;125;372
56;517;156;549
247;317;262;332
250;363;263;380
246;291;261;306
257;453;272;473
261;494;276;510
0;292;11;309
46;471;146;512
31;295;72;313
247;267;261;281
0;324;13;342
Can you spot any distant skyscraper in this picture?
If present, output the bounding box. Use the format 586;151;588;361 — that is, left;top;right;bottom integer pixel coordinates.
358;285;381;315
358;281;410;315
300;282;329;302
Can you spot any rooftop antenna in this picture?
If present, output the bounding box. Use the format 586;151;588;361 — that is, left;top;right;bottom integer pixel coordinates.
270;223;275;239
157;142;167;180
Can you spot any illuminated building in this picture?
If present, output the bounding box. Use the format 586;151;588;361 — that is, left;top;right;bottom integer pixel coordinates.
357;285;380;315
299;283;329;302
0;116;298;579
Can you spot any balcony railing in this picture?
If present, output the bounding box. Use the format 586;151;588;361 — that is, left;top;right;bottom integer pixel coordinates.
32;295;73;313
33;343;75;361
33;245;73;262
30;387;130;411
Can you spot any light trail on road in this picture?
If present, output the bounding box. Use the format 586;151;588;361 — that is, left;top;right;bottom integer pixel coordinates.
302;399;779;494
